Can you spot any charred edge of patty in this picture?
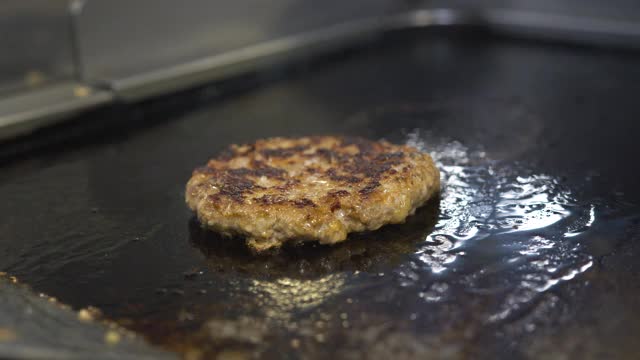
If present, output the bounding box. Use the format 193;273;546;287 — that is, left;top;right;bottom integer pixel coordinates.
220;136;382;159
339;136;377;153
260;145;309;158
255;194;317;208
227;161;286;179
328;151;407;196
327;189;350;198
194;162;286;181
206;175;260;203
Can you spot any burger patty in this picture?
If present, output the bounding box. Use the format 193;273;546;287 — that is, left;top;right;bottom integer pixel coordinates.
185;136;440;252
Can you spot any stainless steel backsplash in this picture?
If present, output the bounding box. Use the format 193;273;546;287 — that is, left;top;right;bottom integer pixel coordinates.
0;1;75;97
1;0;639;139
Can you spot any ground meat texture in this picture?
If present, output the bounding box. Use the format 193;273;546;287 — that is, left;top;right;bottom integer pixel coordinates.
185;136;440;252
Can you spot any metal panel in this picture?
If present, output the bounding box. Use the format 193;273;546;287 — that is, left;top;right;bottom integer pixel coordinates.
2;0;640;140
74;0;392;87
0;1;75;96
94;18;386;100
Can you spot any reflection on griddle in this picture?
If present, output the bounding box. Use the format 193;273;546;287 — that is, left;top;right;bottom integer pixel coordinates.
249;274;347;321
189;199;439;322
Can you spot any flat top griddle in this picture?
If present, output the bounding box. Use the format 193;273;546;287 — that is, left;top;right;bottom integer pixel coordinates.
1;29;640;359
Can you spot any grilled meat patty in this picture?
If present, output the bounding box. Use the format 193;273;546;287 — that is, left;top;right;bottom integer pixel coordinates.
185;136;440;252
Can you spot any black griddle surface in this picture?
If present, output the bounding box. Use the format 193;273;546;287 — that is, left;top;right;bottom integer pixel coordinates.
1;29;640;359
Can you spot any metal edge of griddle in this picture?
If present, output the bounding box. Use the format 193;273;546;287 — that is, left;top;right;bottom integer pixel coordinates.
0;9;463;141
0;276;176;360
105;17;388;101
108;8;640;102
478;8;640;49
3;7;640;141
0;82;113;141
389;7;640;47
101;10;478;102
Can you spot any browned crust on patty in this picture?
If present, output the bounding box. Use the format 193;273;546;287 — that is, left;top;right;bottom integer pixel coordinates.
186;136;440;251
